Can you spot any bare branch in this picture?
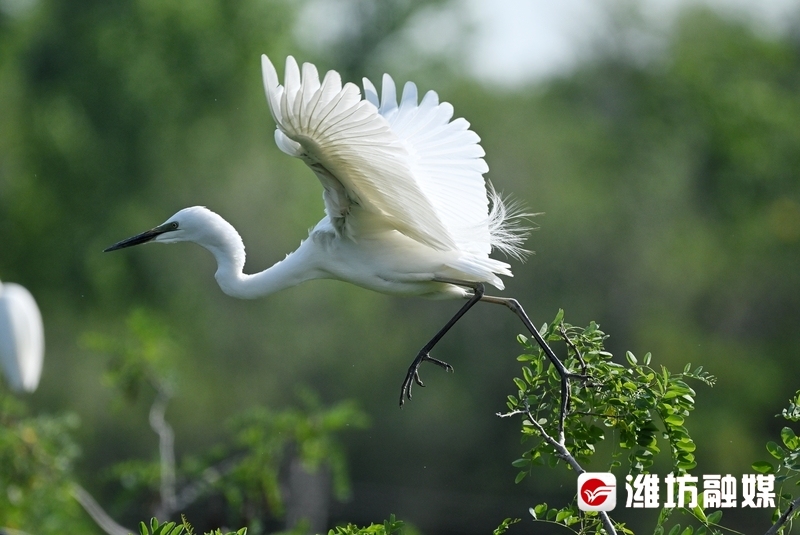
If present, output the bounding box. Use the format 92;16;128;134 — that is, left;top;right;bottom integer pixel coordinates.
71;484;131;535
765;494;800;535
149;386;176;519
173;455;243;511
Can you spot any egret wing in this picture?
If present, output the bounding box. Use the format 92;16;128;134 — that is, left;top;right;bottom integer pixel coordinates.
261;55;456;251
0;283;44;393
363;76;491;255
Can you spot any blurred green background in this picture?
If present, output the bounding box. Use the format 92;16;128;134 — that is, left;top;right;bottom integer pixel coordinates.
2;0;800;533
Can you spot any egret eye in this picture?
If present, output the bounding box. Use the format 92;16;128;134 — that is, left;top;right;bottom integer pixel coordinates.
170;222;179;230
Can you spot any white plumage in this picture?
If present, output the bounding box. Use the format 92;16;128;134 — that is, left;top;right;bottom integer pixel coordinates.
105;55;530;403
0;280;44;393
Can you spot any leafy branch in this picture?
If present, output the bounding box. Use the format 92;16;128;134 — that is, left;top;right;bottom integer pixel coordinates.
81;309;370;532
755;390;800;535
500;309;717;534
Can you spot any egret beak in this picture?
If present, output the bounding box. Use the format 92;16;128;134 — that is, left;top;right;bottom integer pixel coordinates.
104;223;176;252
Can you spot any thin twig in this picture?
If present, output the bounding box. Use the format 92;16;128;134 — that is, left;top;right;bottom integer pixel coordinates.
173;454;244;511
560;324;587;377
498;400;618;535
71;484;132;535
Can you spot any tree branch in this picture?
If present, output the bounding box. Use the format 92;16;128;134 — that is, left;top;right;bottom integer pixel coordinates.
71;484;132;535
149;386;176;519
173;455;243;512
765;494;800;535
499;399;617;535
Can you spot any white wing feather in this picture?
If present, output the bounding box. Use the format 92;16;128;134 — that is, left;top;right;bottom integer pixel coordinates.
262;55;457;252
364;75;491;255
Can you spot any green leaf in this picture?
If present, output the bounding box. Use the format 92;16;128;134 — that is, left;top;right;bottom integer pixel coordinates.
706;510;723;524
781;427;799;450
677;460;697;471
140;521;149;535
767;441;786;460
692;504;707;522
680;526;694;535
752;461;775;474
664;415;685;426
513;377;527;392
626;351;637;365
522;366;534;385
514;471;527;483
668;525;682;535
493;518;521;535
555;509;572;522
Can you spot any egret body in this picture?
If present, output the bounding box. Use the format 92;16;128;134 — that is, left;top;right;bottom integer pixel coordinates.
106;56;533;404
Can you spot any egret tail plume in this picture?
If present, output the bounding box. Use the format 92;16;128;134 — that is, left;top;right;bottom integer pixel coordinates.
487;181;534;262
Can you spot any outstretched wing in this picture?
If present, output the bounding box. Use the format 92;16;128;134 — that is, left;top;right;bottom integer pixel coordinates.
362;75;491;255
262;55;490;253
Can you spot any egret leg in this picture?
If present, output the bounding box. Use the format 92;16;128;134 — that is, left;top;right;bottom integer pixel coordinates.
399;280;583;430
479;294;586;438
399;283;485;406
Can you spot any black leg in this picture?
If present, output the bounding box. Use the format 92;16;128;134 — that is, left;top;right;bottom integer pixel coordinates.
480;295;583;439
399;282;485;406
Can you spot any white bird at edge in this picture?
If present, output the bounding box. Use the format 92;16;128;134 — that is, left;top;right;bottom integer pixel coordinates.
0;279;44;393
105;55;560;406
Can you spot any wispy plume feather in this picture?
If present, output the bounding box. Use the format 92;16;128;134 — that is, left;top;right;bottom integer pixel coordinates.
487;181;536;262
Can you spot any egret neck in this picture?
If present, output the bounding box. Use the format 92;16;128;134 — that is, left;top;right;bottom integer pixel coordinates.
204;223;319;300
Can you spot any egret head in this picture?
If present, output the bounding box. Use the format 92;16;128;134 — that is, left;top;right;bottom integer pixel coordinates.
104;206;233;252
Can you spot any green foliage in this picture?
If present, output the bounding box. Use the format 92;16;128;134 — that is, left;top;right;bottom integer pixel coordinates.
136;516;246;535
650;505;730;535
82;307;180;403
506;310;715;482
80;304;371;528
752;390;800;530
0;389;95;533
2;2;800;533
327;514;407;535
492;517;520;535
226;388;370;516
529;501;635;535
137;513;412;535
505;310;722;535
780;391;800;423
101;389;370;528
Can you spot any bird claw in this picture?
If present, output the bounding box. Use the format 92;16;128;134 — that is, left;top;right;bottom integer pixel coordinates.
413;370;425;388
399;351;453;406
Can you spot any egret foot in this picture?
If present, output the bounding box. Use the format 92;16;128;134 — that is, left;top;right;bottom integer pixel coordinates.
399;351;453;406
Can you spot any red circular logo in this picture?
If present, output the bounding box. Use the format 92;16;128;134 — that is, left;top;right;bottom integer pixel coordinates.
580;478;612;506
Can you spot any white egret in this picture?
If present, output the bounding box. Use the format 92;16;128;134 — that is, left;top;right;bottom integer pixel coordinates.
0;280;44;393
106;55;565;405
